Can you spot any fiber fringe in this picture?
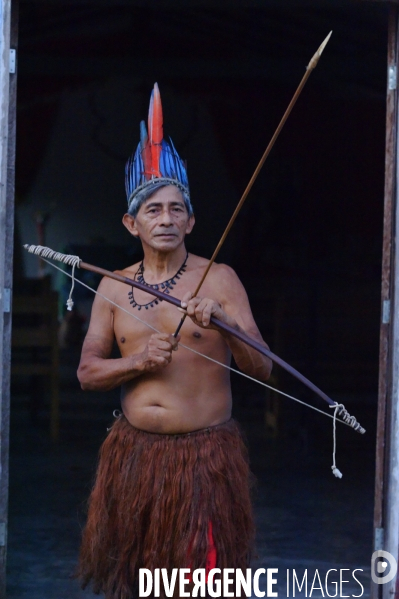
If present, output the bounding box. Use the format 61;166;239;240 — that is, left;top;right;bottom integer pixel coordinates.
78;416;254;599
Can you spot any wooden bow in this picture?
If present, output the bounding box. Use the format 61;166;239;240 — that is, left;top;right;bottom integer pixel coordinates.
23;244;365;435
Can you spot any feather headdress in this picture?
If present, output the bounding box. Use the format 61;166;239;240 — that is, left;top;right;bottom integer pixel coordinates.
125;83;191;215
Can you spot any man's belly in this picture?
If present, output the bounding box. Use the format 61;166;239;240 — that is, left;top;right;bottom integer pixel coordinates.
120;352;232;434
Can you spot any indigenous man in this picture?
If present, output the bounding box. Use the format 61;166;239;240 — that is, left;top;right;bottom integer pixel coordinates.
77;83;272;599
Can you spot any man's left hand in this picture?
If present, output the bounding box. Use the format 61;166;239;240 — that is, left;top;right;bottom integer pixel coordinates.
180;292;235;329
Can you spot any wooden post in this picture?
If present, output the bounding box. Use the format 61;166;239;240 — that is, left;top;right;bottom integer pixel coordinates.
373;5;399;598
0;0;17;595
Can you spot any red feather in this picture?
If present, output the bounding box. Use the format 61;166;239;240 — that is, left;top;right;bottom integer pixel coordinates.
142;140;152;180
148;91;153;143
149;83;163;177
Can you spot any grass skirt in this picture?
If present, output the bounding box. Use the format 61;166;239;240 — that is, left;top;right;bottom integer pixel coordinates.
78;414;254;599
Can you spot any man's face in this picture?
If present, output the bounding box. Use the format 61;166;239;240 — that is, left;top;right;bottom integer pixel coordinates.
123;185;195;252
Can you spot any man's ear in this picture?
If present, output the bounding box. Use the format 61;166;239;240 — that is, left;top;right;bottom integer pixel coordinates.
122;213;139;237
185;214;195;235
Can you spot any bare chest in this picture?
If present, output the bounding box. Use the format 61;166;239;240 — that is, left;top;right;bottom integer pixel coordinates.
112;277;222;355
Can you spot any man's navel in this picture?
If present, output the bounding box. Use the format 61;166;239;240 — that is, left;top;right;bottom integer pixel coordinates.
193;331;202;339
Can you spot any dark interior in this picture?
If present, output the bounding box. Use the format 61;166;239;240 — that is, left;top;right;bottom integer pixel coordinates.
8;1;387;596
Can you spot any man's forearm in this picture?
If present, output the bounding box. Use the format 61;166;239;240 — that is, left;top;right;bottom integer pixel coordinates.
77;354;144;392
220;325;272;381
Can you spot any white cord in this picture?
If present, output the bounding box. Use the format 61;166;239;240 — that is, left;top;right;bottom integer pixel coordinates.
24;244;81;267
330;403;343;478
24;244;81;312
333;403;365;434
66;261;78;311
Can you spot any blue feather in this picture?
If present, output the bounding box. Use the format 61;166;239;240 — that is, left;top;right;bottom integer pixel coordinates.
125;158;131;196
159;140;168;177
138;158;144;186
140;120;148;151
169;137;188;186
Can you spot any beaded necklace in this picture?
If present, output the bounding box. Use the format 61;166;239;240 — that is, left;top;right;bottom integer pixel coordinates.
128;252;189;310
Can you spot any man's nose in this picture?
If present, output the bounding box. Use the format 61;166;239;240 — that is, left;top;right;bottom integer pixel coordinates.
159;209;173;225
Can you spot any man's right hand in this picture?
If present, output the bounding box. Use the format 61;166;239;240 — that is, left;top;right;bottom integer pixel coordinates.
139;333;179;372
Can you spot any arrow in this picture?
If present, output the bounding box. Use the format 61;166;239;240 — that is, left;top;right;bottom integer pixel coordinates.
173;31;333;337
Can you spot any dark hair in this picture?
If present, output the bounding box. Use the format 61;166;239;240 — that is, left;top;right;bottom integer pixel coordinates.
127;182;193;217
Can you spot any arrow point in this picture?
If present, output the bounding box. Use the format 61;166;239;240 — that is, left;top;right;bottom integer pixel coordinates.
319;30;333;55
307;30;333;71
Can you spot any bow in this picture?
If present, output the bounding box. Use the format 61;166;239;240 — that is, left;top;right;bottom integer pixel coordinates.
23;243;365;439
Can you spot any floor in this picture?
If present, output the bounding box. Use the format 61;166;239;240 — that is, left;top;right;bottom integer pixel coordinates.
6;371;376;599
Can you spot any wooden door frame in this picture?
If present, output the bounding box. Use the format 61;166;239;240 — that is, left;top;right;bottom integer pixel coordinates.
0;0;17;596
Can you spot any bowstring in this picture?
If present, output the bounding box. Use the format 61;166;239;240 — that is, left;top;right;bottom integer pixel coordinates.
43;256;353;429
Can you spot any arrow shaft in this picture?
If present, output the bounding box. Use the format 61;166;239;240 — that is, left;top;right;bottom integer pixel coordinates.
174;33;332;338
197;68;313;290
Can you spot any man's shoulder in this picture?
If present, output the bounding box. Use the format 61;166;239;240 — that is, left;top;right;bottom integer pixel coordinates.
97;262;141;296
188;254;239;286
209;262;238;283
187;253;208;269
116;262;141;280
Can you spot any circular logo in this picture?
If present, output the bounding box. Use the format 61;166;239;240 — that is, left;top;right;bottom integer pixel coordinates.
371;550;398;584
